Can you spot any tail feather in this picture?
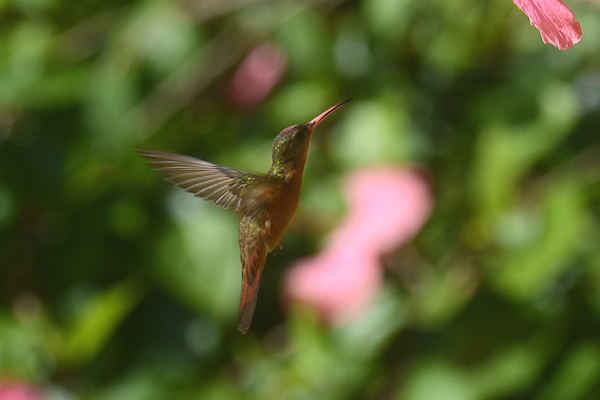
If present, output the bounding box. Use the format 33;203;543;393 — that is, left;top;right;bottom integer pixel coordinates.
237;242;267;333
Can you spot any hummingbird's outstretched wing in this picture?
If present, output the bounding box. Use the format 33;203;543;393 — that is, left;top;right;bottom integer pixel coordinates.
137;148;263;212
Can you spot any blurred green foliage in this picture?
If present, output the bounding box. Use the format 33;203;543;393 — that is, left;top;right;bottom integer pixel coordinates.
1;0;600;399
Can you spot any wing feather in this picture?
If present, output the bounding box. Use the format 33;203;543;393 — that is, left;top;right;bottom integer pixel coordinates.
137;148;263;212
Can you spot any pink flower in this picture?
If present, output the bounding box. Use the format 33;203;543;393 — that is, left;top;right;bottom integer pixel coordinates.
225;42;287;110
282;168;433;325
0;380;41;400
284;247;382;323
513;0;582;50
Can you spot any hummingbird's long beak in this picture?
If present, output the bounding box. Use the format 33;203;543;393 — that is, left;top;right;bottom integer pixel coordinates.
307;97;353;130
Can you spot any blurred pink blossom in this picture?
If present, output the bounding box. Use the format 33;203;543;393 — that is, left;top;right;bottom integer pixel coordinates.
225;42;287;110
513;0;582;49
282;168;433;324
0;380;41;400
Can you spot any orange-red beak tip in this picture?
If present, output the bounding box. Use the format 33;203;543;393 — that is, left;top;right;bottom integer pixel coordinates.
308;97;353;129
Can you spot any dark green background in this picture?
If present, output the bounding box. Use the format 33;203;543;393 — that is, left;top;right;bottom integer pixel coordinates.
1;0;599;399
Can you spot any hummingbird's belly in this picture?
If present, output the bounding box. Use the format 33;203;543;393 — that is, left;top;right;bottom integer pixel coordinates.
266;190;299;251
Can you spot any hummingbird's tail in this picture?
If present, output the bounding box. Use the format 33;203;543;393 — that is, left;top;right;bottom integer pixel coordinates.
237;240;267;333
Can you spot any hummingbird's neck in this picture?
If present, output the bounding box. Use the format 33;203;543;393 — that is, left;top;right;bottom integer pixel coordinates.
268;152;308;184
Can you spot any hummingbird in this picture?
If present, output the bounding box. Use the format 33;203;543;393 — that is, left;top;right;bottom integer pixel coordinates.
138;98;352;333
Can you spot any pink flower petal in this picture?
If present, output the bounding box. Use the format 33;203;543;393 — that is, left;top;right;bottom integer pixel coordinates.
225;42;287;110
0;381;41;400
330;169;433;255
513;0;582;50
283;248;381;323
282;168;433;325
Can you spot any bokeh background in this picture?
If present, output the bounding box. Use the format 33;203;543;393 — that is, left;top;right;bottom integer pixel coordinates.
1;0;600;399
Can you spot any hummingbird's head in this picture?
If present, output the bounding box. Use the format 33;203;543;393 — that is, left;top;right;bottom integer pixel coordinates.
271;123;312;165
270;98;353;167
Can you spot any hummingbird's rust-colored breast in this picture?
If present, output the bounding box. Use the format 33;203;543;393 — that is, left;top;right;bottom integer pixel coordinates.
263;163;305;251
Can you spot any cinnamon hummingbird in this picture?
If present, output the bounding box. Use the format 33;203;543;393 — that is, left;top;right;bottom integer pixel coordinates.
138;97;352;333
